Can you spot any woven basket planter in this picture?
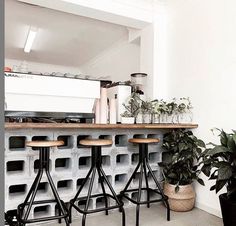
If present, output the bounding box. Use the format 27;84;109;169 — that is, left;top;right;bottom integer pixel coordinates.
164;183;195;212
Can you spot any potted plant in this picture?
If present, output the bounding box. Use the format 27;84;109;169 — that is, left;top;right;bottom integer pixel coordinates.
176;97;193;123
159;129;205;211
140;100;152;123
200;129;236;226
120;92;140;124
151;100;161;123
166;98;178;123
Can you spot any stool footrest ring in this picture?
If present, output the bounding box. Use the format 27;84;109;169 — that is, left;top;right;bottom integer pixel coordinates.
17;199;68;224
121;188;168;205
70;193;124;214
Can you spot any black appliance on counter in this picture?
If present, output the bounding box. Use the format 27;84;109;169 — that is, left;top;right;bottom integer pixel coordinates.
5;111;95;123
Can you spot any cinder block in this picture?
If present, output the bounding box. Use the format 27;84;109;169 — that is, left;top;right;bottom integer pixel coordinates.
5;128;165;224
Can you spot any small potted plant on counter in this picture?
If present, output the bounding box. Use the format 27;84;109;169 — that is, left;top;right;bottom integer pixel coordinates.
177;97;193;123
141;100;153;123
120;92;140;124
159;129;205;211
200;129;236;226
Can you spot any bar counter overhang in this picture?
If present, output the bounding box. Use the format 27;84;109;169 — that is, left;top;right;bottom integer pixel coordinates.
4;123;197;222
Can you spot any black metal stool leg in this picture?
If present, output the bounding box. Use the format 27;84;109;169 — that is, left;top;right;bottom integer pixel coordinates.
23;169;43;220
97;169;109;215
100;167;126;226
69;167;93;223
143;159;150;208
121;162;141;195
136;163;143;226
146;162;170;221
46;170;69;225
82;168;96;226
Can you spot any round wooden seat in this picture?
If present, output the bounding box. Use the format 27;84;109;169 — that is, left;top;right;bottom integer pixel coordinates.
128;138;160;144
26;140;64;148
79;139;113;146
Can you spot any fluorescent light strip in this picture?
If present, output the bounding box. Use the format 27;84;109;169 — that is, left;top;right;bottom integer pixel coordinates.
24;27;37;53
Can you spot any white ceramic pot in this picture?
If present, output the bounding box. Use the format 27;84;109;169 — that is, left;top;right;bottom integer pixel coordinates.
121;117;135;124
135;113;143;124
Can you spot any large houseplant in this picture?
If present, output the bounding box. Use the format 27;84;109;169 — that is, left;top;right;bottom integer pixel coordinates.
200;129;236;226
159;129;205;211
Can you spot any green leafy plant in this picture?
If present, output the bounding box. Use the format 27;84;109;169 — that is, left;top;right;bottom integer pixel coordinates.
140;100;152;114
177;97;193;114
159;129;205;192
200;129;236;201
121;92;140;117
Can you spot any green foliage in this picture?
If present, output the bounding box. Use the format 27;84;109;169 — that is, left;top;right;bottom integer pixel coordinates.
121;92;141;117
151;97;192;115
200;129;236;200
159;129;205;191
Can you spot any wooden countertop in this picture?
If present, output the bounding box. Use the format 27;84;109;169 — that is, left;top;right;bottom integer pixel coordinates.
5;123;198;130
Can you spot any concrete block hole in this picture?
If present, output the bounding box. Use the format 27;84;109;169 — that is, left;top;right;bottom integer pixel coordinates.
116;154;129;166
133;134;146;139
132;153;139;165
9;136;26;150
99;135;112;140
115;135;128;147
115;174;127;185
98;175;112;189
78;156;91;169
33;205;51;218
102;155;110;166
37;182;49;194
55;158;71;171
78;199;93;210
96;196;110;209
34;159;52;173
7;160;25;173
57;179;73;192
57;136;73;149
77;178;90;189
9;184;27;197
149;152;159;163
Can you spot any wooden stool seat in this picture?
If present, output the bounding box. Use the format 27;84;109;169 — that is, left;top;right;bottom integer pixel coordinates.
128;138;159;144
26;140;64;148
79;139;112;146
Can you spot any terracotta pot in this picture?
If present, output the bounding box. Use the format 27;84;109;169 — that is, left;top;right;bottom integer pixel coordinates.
164;183;195;212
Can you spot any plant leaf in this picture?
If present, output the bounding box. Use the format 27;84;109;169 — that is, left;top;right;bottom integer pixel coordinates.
196;139;205;148
207;146;232;155
218;165;232;180
215;180;227;193
220;130;228;146
197;178;205;186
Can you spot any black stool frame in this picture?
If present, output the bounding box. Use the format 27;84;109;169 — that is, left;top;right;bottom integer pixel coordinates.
120;143;170;226
69;146;125;226
17;147;69;226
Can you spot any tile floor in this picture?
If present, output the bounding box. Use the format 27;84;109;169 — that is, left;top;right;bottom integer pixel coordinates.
50;204;223;226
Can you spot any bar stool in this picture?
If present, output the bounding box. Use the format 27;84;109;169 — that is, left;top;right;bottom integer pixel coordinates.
119;138;170;226
69;139;125;226
17;140;69;226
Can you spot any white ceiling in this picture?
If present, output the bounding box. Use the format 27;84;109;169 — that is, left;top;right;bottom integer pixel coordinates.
5;0;128;67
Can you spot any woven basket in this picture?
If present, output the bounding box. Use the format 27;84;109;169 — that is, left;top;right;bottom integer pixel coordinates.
164;183;196;212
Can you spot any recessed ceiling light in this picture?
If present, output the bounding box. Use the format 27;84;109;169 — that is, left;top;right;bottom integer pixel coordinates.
24;27;38;53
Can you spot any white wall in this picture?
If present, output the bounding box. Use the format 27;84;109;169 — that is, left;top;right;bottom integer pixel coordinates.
5;58;82;74
161;0;236;217
79;37;140;82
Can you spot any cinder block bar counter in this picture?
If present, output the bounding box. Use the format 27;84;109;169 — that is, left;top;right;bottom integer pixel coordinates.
5;123;197;223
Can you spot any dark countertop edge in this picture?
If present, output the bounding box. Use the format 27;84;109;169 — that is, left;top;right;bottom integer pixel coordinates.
5;123;198;130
